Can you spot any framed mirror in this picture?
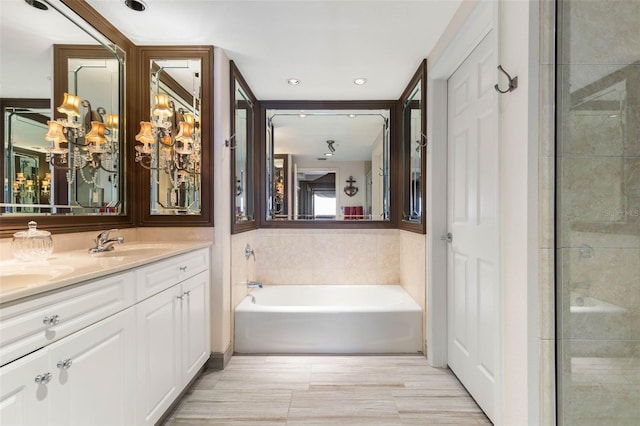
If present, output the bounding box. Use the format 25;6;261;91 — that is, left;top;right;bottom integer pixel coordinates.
0;0;132;236
259;101;397;228
399;60;426;233
137;46;213;227
231;61;257;234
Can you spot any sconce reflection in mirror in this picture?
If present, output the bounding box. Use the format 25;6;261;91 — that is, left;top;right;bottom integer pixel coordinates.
44;93;119;195
134;93;201;209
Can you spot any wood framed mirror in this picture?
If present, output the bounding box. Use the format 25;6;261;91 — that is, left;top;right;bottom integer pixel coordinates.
399;60;427;234
259;100;398;229
0;0;134;237
230;61;257;234
136;46;213;227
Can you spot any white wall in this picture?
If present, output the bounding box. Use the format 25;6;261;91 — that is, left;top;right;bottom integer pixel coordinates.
210;47;232;355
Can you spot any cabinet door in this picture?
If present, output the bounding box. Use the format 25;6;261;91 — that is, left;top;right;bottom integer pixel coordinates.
47;308;135;426
135;285;182;426
0;349;49;425
180;271;210;385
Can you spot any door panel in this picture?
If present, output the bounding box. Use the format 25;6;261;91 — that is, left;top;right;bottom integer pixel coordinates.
447;31;499;422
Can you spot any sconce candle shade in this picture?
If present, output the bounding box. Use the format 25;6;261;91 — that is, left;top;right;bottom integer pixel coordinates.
152;93;173;118
57;93;81;118
135;121;155;148
44;120;69;154
175;121;194;143
183;112;195;126
105;114;119;129
85;121;108;146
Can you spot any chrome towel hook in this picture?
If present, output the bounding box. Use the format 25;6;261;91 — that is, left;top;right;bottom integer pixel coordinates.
224;133;236;149
494;65;518;94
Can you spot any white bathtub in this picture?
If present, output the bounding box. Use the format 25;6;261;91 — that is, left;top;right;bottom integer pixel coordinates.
234;285;423;354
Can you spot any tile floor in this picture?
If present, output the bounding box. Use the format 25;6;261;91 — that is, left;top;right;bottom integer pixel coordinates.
164;355;492;425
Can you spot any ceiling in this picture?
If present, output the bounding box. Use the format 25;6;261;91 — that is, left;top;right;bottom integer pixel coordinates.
1;0;461;161
84;0;462;101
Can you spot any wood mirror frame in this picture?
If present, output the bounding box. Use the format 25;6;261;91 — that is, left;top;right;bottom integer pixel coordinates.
257;100;399;229
0;1;135;237
230;61;258;234
136;46;214;227
398;60;427;234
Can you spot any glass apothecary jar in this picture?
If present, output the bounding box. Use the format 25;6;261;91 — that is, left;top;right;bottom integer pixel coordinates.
12;221;53;261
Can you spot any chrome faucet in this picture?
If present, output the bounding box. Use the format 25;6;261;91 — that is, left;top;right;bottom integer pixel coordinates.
247;281;263;289
89;229;124;254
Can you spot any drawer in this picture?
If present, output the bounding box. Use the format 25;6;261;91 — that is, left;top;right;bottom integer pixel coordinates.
0;271;135;367
135;247;209;302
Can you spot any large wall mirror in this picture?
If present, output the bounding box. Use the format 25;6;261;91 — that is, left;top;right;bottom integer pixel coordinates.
231;62;257;234
259;101;397;228
137;46;213;227
0;0;130;236
399;60;426;233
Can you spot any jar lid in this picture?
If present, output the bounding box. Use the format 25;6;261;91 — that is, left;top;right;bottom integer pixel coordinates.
13;221;51;239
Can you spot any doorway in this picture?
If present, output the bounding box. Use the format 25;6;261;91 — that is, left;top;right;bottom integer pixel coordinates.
426;1;501;423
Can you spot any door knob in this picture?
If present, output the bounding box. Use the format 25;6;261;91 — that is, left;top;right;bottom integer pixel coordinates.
440;232;453;243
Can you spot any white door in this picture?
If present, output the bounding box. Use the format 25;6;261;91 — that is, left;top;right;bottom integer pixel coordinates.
446;31;499;422
181;271;210;385
0;349;49;425
48;308;135;426
136;285;182;426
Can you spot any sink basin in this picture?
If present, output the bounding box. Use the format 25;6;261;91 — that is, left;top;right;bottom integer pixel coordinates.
90;244;174;258
0;264;75;292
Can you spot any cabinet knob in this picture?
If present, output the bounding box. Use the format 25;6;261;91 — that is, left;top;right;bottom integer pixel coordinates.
43;315;60;326
183;290;191;297
177;293;184;300
34;372;52;385
179;266;188;272
56;358;73;370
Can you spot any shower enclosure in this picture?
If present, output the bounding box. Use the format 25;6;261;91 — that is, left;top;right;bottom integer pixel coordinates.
555;1;640;424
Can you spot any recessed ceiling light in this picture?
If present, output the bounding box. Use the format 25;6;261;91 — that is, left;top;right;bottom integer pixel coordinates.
287;78;301;86
123;0;147;12
24;0;48;11
324;152;334;157
299;114;307;118
353;78;367;85
348;114;356;118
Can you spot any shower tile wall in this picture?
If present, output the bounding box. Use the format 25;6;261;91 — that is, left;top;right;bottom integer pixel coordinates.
556;1;640;424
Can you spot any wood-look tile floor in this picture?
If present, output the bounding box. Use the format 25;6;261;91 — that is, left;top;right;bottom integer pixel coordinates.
163;355;492;425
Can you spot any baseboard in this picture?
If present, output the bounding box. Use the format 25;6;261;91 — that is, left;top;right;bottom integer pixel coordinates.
207;344;233;370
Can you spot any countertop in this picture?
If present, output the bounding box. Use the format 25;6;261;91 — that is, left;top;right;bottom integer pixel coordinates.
0;240;212;306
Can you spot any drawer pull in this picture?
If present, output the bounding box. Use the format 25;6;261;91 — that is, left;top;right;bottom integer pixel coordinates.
56;359;73;370
42;315;60;326
179;266;188;272
34;372;52;385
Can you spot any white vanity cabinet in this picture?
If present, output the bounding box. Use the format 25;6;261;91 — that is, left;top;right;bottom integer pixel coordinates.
0;288;136;426
135;248;210;426
0;245;211;426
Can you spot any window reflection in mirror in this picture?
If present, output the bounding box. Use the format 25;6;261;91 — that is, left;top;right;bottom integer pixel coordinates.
0;1;125;218
265;107;391;222
400;60;426;232
141;59;202;215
